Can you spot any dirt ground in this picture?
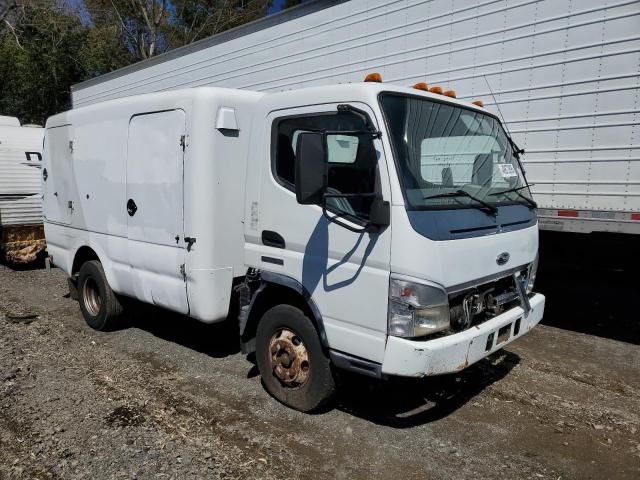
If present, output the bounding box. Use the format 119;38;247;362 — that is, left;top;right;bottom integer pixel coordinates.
1;239;639;479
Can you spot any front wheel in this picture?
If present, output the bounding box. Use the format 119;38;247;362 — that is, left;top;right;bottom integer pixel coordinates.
255;305;336;412
77;260;123;331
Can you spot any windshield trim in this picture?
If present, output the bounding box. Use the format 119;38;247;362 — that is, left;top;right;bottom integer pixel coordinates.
402;198;524;212
377;91;533;211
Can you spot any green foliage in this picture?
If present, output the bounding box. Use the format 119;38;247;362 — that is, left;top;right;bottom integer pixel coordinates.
0;0;277;124
0;1;89;124
79;24;131;79
167;0;271;48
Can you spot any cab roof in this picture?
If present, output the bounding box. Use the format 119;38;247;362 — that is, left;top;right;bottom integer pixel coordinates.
260;81;486;114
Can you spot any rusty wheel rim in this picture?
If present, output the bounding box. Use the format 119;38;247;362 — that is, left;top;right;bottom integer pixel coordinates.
83;277;102;317
268;328;310;388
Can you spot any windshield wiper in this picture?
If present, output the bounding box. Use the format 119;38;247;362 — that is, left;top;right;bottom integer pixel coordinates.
489;185;538;209
506;136;525;160
424;189;498;216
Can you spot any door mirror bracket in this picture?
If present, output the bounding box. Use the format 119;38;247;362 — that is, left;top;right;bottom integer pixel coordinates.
321;193;390;234
337;104;382;138
294;129;389;233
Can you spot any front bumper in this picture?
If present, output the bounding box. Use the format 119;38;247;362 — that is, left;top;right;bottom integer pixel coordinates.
381;293;545;377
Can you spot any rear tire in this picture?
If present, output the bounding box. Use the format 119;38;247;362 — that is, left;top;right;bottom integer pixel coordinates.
77;260;123;331
256;305;336;412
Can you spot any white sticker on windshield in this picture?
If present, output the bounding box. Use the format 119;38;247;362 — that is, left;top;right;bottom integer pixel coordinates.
498;163;517;178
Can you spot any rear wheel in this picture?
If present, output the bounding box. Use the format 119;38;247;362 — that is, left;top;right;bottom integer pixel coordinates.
256;305;336;412
77;260;123;331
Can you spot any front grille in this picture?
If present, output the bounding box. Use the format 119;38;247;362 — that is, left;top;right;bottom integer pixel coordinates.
448;270;526;332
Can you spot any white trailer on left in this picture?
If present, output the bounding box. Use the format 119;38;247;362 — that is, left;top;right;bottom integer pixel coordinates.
0;116;46;264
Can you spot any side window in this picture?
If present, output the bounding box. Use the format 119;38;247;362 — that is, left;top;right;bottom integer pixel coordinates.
273;112;378;220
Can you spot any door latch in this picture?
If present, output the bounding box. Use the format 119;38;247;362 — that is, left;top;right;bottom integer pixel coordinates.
184;237;196;251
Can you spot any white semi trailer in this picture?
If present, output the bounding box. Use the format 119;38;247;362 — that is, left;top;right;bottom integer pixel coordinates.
44;79;544;411
0;116;45;264
71;0;640;236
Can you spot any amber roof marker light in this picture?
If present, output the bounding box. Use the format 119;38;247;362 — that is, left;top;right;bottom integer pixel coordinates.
471;100;484;107
443;89;457;98
428;85;443;94
412;82;429;91
364;72;383;82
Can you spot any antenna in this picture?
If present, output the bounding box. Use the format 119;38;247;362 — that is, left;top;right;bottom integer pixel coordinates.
483;75;525;158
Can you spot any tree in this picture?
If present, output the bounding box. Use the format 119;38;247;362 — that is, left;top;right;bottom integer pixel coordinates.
0;0;23;46
166;0;270;48
0;0;19;25
77;21;132;78
84;0;171;60
0;0;276;123
0;1;89;123
85;0;271;61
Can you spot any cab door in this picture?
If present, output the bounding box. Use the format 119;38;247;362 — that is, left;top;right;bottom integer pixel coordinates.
254;103;392;363
126;110;188;313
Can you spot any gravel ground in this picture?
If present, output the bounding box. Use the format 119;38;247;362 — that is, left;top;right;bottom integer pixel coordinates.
1;260;639;480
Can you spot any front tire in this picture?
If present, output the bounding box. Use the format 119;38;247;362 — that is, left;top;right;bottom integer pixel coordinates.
256;305;336;412
77;260;123;331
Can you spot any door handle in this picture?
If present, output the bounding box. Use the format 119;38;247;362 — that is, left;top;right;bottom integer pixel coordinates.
127;199;137;216
262;230;285;249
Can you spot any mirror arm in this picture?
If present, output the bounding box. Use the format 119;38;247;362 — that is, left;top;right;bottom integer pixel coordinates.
336;104;382;138
323;129;381;140
324;192;378;199
321;198;370;234
320;193;388;234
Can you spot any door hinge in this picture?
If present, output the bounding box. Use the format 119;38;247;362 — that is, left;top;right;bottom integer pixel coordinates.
180;135;186;151
179;264;186;281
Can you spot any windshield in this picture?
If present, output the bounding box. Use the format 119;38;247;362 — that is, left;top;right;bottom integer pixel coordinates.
379;93;533;211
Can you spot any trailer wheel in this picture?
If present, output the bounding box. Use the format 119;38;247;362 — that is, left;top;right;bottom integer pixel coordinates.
77;260;123;331
256;305;336;412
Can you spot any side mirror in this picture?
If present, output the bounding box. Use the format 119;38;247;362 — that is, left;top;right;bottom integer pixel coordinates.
295;132;326;205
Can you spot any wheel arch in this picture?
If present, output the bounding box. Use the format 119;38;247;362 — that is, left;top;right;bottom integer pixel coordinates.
239;271;328;354
71;245;100;276
69;243;120;294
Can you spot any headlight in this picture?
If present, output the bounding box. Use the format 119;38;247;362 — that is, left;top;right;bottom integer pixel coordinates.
388;277;450;338
526;253;538;294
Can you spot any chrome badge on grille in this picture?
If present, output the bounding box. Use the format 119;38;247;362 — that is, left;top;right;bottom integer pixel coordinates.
496;252;510;266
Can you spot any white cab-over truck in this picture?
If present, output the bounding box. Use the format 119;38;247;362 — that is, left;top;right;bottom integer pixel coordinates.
44;79;544;411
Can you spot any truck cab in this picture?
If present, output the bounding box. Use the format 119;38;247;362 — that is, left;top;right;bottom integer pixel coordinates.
240;81;543;407
43;80;544;412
